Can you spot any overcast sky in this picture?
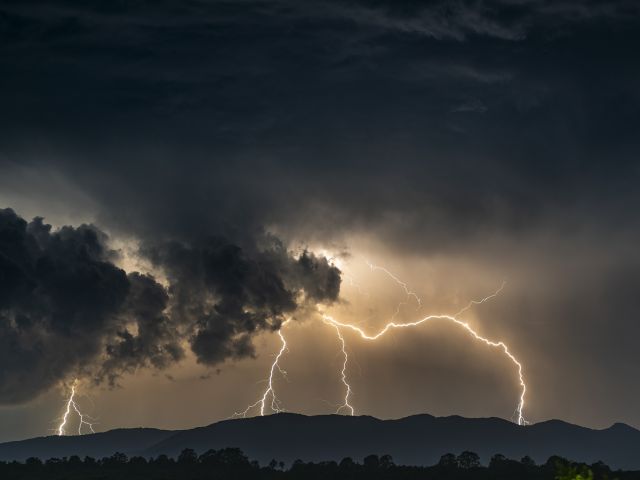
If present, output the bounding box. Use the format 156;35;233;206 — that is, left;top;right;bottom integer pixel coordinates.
1;0;640;442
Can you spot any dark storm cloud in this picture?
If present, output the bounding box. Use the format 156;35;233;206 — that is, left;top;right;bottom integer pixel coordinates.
2;0;638;247
312;0;640;40
0;208;130;403
98;272;184;386
0;209;341;403
144;237;340;365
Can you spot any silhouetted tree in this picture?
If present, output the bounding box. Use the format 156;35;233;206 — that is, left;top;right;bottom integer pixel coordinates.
152;453;173;466
0;447;630;480
546;455;569;469
25;457;42;467
199;449;218;465
591;460;611;478
380;454;395;469
178;448;197;465
108;452;128;465
216;447;250;467
490;453;507;468
339;457;356;469
439;453;458;468
458;451;481;469
129;455;147;465
364;454;380;469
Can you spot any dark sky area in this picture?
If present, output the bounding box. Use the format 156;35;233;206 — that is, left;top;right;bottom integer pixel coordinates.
1;0;640;441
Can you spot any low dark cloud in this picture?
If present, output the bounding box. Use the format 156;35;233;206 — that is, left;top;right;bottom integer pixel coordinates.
0;208;130;403
144;237;340;365
0;209;340;404
98;272;184;386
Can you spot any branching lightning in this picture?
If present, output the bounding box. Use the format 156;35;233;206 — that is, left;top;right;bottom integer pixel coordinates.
453;281;506;317
366;261;422;308
321;271;527;425
231;258;527;427
231;320;290;418
56;379;96;436
322;311;527;425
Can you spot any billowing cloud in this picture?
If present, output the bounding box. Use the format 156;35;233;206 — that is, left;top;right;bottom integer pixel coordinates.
0;209;341;404
143;237;340;365
0;208;130;403
98;272;184;386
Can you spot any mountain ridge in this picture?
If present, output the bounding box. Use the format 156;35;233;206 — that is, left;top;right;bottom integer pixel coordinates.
1;413;638;469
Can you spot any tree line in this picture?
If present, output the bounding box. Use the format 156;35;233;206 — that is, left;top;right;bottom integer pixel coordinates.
0;447;637;479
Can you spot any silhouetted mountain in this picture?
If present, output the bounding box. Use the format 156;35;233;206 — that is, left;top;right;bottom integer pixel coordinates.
1;414;639;469
0;428;174;462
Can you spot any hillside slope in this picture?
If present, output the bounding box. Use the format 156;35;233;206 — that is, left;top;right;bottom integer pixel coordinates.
1;414;639;469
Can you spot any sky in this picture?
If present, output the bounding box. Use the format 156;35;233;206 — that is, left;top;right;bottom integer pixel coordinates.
1;0;640;442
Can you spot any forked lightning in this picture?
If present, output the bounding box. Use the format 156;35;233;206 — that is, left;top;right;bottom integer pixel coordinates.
56;379;96;436
325;266;524;424
231;260;527;426
231;320;290;418
322;309;527;425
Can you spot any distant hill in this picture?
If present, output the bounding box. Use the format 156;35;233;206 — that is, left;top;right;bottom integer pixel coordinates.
1;414;639;469
0;428;175;462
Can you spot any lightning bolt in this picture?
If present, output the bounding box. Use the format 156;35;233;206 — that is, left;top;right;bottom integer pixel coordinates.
324;319;354;415
231;320;290;418
322;280;528;426
366;261;422;308
56;379;96;436
454;281;506;317
229;257;526;426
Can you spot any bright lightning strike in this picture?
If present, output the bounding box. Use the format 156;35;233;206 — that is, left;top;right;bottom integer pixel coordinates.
324;319;354;416
322;281;528;426
231;320;290;418
229;258;525;427
56;379;96;436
